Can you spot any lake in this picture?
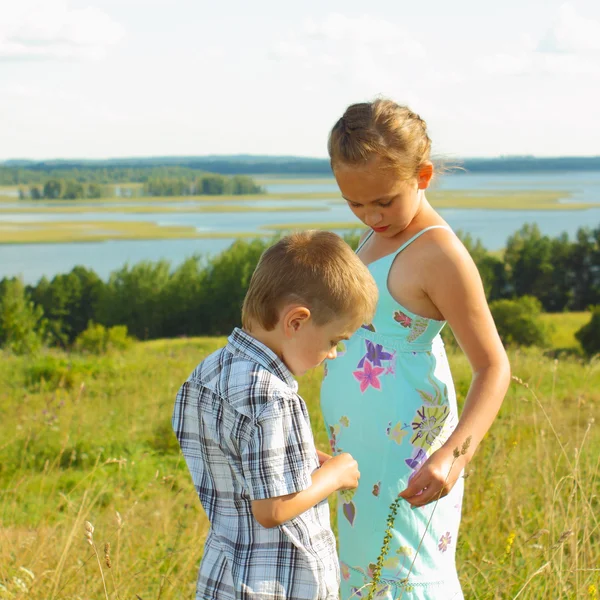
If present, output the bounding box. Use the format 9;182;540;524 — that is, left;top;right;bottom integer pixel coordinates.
1;171;599;283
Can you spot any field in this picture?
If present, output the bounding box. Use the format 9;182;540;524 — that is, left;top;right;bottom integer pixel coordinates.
0;221;262;244
0;314;598;599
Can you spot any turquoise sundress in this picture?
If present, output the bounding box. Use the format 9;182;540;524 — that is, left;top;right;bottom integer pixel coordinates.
320;226;464;600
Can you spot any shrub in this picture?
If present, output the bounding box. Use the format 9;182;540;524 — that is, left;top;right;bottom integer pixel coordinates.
74;322;134;355
489;296;550;347
575;307;600;357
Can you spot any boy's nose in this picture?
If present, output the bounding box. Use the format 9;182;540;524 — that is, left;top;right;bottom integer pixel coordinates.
327;347;337;360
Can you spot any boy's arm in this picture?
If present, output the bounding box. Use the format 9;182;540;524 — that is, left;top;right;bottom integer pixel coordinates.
316;448;332;465
252;453;358;528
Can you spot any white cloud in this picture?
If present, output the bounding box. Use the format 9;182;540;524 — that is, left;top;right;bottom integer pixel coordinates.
0;0;125;60
478;3;600;77
538;2;600;53
269;13;427;93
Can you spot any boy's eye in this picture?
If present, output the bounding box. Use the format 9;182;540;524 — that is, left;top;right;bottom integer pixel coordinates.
379;201;392;208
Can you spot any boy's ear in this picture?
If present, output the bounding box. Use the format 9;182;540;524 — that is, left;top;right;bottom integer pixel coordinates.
281;306;311;335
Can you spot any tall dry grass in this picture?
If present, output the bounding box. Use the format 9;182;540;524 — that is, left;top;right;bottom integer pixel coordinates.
0;335;598;599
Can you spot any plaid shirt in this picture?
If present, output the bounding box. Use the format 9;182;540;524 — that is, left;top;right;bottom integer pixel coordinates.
173;328;340;600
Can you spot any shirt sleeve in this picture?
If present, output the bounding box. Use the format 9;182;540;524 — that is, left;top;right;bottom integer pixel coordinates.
241;395;317;501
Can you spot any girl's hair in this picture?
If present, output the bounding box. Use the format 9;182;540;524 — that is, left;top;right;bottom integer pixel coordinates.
328;98;432;179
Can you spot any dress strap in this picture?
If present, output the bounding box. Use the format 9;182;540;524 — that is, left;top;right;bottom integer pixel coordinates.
392;225;452;257
355;229;374;253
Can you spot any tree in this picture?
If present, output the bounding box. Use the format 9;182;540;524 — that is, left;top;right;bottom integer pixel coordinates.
575;307;600;357
0;278;47;354
201;238;271;335
43;179;64;199
97;260;172;339
29;267;104;345
62;180;85;199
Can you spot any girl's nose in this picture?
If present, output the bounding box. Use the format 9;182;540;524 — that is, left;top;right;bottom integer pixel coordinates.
365;212;382;226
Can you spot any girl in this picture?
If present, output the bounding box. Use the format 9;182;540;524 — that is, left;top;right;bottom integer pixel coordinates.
320;99;511;599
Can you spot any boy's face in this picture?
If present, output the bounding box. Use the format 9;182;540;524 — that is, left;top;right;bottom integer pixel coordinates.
280;310;359;376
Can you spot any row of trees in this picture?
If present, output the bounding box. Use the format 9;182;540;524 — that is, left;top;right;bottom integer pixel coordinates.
1;224;599;355
19;180;110;200
143;174;263;196
2;165;266;186
3;157;600;183
15;173;263;200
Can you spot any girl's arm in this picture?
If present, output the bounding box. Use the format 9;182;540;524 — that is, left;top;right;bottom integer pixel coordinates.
399;232;511;507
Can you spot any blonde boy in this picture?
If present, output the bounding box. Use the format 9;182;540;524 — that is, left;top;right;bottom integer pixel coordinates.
173;231;377;600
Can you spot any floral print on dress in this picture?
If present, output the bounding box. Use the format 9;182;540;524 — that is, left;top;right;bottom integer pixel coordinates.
438;532;452;552
328;416;349;454
407;316;429;342
393;310;412;328
361;323;376;332
410;405;451;449
357;340;394;368
417;376;448;407
405;447;427;473
353;360;385;393
386;421;409;445
372;481;381;497
340;488;357;526
353;340;396;393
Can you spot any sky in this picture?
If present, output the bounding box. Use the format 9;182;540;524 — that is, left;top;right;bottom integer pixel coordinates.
0;0;599;160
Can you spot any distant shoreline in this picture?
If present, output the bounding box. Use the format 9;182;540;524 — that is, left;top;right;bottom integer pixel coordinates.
2;155;600;175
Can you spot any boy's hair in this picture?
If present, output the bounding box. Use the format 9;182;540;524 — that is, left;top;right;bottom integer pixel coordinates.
242;230;377;331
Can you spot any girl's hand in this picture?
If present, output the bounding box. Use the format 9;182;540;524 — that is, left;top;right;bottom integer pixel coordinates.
316;449;332;466
398;446;467;508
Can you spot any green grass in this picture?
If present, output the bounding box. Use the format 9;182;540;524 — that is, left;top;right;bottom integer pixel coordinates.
263;221;365;232
0;221;260;244
254;177;337;185
0;203;326;215
3;188;599;212
0;313;598;598
541;312;590;349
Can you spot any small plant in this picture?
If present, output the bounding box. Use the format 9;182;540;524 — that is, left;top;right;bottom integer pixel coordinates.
575;306;600;357
74;322;134;355
366;436;472;600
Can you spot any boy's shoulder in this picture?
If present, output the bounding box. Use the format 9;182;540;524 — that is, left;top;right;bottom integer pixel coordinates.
188;343;298;422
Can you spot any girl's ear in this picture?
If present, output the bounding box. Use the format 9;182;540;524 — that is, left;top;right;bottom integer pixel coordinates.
417;162;434;190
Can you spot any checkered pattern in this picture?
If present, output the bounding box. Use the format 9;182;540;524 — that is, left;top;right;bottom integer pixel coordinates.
173;328;340;600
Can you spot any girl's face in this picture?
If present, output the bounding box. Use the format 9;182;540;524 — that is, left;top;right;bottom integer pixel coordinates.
333;159;432;238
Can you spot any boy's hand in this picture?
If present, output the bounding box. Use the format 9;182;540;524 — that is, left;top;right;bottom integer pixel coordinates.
323;452;360;491
316;449;332;466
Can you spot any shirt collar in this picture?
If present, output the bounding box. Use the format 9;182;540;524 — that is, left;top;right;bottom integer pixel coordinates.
227;327;298;392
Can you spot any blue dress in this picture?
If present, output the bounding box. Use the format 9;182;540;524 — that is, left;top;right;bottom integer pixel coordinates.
320;226;464;600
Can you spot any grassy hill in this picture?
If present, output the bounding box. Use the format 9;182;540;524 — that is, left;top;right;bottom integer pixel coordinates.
0;317;598;598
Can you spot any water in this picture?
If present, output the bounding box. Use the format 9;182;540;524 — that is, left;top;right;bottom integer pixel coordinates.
1;171;599;284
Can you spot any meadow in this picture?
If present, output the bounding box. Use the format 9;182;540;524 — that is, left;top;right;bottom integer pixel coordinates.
0;314;598;599
0;221;264;244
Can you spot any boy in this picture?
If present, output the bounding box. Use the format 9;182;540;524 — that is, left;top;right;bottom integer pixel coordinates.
173;230;378;600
